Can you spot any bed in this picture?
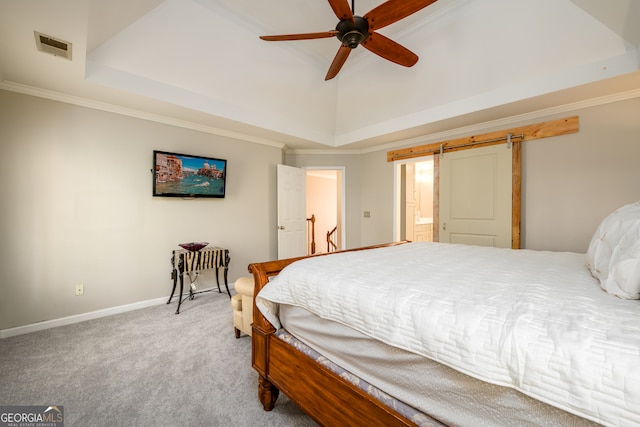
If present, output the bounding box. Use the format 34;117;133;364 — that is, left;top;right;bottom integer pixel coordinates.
248;202;640;427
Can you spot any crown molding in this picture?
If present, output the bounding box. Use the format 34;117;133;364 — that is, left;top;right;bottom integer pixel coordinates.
3;80;639;156
0;80;286;150
285;148;363;156
288;86;640;156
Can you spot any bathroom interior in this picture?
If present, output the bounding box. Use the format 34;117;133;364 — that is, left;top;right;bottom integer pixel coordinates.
403;159;434;242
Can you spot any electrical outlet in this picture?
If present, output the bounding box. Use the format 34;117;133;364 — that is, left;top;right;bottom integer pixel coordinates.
75;284;84;296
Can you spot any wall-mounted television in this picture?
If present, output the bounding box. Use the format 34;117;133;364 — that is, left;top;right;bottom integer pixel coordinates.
153;150;227;198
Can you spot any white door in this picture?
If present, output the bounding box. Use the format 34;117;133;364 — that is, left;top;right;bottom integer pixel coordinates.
277;164;307;259
439;144;512;247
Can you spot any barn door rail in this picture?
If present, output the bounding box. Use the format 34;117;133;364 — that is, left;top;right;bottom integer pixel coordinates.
387;116;579;162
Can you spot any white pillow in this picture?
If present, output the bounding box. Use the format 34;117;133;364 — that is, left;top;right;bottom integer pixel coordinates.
586;201;640;282
603;222;640;299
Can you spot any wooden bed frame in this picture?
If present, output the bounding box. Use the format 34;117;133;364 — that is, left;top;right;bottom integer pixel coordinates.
248;241;443;427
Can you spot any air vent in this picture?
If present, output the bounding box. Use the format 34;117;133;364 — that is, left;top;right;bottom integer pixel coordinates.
34;31;72;60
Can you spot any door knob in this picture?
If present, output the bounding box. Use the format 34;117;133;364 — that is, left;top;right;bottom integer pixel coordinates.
442;222;446;231
277;226;285;230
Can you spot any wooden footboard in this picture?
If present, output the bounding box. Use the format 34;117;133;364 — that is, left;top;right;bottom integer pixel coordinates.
248;241;427;427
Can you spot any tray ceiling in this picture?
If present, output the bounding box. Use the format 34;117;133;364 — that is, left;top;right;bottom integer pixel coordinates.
1;0;639;150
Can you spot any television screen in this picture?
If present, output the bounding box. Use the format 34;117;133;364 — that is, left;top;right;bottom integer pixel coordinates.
153;150;227;198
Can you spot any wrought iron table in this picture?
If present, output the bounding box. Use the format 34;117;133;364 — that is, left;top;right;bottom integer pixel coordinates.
167;247;230;314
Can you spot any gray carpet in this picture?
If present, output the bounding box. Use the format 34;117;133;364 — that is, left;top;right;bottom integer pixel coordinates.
0;292;318;426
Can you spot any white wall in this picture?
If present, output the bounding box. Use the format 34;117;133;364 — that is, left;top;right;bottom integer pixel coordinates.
0;90;281;330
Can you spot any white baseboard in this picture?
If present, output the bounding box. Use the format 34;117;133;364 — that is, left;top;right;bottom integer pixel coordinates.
1;295;166;339
1;283;237;339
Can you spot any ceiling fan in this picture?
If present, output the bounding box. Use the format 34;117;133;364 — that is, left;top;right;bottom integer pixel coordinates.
260;0;438;80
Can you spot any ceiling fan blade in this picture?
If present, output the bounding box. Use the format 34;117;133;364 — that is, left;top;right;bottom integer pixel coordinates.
364;0;437;30
325;44;352;81
327;0;355;22
260;31;338;41
361;32;418;67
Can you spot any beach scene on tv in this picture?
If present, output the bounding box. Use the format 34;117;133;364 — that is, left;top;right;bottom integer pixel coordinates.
154;152;226;197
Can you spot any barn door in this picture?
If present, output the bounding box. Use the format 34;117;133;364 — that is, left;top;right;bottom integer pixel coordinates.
439;144;512;247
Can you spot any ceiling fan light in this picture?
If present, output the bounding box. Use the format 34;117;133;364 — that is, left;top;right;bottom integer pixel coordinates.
343;31;364;49
336;15;369;49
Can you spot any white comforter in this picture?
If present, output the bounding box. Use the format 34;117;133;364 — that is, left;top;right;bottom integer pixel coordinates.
256;242;640;427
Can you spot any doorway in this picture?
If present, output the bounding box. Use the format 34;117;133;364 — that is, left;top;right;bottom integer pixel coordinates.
395;158;434;242
393;143;520;248
306;167;345;254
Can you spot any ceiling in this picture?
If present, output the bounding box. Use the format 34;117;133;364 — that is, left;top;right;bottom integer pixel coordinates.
1;0;639;151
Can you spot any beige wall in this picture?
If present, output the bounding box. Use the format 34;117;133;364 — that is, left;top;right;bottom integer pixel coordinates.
521;98;640;251
0;90;281;330
290;97;640;253
2;89;639;332
353;97;640;252
359;150;396;247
